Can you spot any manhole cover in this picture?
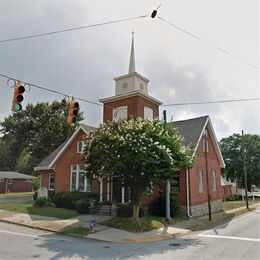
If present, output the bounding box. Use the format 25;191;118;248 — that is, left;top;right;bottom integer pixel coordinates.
32;255;40;258
169;243;181;247
103;246;110;248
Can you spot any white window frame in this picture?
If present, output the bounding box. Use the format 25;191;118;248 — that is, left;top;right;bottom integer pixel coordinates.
77;141;85;154
144;106;153;120
202;138;209;153
49;173;55;190
70;164;91;192
198;169;203;193
212;169;217;192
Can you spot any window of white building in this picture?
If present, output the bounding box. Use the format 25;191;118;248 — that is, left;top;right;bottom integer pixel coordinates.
70;164;91;192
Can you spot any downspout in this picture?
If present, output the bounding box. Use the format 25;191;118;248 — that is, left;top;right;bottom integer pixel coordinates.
186;168;192;217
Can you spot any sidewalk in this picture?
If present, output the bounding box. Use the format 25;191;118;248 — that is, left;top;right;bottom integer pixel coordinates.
1;203;259;243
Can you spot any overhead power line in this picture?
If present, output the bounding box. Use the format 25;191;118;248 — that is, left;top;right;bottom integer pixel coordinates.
0;15;147;43
1;73;259;110
162;98;260;107
158;16;258;70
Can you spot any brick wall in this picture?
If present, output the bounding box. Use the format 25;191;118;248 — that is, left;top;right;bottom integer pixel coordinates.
103;95;159;122
222;185;233;200
0;179;32;193
189;126;223;207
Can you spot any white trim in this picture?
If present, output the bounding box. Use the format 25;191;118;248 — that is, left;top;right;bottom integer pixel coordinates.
192;117;225;168
35;125;91;171
48;173;55;190
121;186;125;203
99;90;163;105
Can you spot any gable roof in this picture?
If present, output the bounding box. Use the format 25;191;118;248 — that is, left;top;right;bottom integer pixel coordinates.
0;171;34;179
34;124;96;171
169;116;208;147
168;115;225;168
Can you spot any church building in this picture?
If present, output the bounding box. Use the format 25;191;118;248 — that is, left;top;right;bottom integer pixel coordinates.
35;36;225;217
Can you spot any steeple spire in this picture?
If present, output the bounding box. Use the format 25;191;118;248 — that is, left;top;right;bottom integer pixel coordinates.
128;31;136;73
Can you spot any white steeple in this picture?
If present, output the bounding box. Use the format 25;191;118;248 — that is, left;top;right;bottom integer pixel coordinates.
128;31;136;73
114;32;149;96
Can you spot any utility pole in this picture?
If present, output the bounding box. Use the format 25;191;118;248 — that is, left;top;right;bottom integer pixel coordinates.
163;110;171;221
204;129;212;221
242;130;249;210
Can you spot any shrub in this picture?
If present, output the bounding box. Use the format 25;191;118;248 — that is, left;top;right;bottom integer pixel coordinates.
48;190;55;202
233;194;242;201
117;203;144;218
52;191;99;209
75;199;91;214
35;197;47;207
148;196;179;217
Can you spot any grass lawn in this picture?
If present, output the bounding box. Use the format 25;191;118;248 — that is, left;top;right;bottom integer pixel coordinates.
0;192;33;199
61;226;89;236
101;215;167;233
0;202;79;219
223;199;260;211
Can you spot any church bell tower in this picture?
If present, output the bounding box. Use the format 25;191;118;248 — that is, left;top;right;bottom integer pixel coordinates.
100;33;162;122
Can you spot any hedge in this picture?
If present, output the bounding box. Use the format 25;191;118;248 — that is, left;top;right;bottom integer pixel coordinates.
52;191;99;210
148;196;179;217
116;203;144;218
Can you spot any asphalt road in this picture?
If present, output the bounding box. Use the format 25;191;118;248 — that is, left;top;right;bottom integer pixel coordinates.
0;208;259;260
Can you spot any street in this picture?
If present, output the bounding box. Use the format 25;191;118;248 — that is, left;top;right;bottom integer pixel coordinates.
0;208;259;259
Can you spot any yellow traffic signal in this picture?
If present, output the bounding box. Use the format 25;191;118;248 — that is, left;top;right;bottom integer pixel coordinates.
11;81;25;112
67;97;79;125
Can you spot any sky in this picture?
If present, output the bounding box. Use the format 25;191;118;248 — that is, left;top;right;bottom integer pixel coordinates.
0;0;259;140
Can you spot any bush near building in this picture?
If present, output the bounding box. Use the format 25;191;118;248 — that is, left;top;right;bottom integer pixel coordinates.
52;191;99;210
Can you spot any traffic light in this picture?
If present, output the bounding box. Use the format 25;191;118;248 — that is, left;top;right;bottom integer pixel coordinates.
67;97;79;125
11;81;25;112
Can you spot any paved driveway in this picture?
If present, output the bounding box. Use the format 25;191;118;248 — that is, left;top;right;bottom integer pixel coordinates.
0;196;33;203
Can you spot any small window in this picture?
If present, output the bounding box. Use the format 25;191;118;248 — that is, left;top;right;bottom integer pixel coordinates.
212;170;217;191
202;139;209;153
8;179;12;185
49;173;55;190
77;141;85;154
198;170;203;193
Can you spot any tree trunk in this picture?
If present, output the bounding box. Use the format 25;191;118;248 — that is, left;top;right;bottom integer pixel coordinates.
133;204;140;220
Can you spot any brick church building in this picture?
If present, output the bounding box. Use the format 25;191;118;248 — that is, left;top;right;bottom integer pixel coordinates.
35;36;225;217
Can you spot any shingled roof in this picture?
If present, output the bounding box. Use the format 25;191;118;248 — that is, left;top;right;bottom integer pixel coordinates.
168;116;208;147
0;171;34;179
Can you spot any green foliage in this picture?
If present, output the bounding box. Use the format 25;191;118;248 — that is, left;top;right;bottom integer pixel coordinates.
35;197;47;207
52;191;99;209
32;177;40;201
32;177;40;192
0;99;84;175
75;199;91;214
116;204;144;218
220;133;260;189
148;196;179;217
84;117;193;219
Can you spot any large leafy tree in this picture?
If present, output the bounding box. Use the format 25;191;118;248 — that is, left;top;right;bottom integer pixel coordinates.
0;98;83;174
84;117;193;220
220;133;260;190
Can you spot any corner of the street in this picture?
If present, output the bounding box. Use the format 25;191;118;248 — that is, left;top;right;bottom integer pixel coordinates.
1;202;259;244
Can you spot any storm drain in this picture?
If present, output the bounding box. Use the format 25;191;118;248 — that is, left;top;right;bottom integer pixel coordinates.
169;243;181;247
